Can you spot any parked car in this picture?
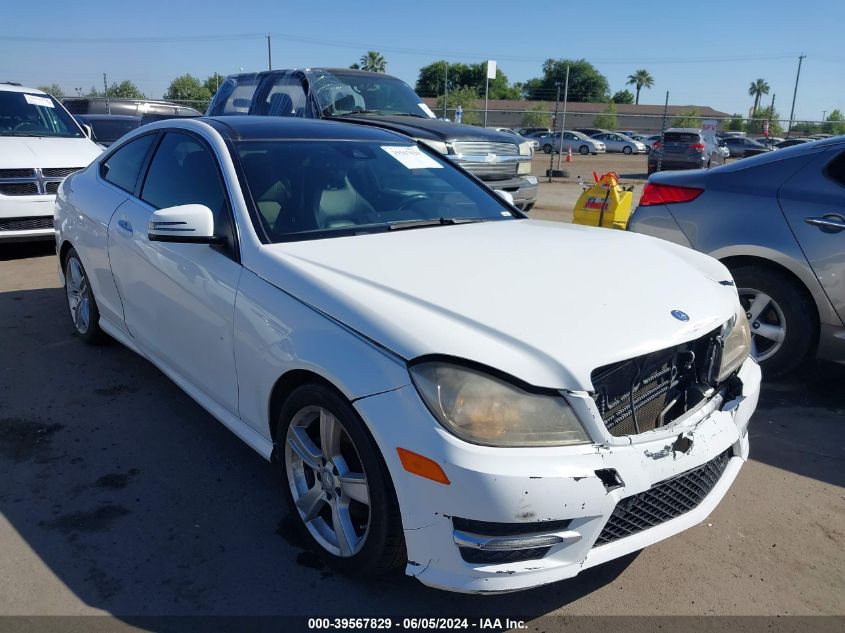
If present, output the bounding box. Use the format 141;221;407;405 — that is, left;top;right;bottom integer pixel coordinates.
776;137;813;149
754;136;784;148
487;127;539;150
539;130;606;155
591;132;646;155
208;69;538;211
630;136;845;374
0;83;102;242
575;127;610;138
56;115;759;594
721;136;772;158
618;130;638;138
516;127;549;137
73;114;141;147
62;97;202;119
648;128;726;174
638;134;663;153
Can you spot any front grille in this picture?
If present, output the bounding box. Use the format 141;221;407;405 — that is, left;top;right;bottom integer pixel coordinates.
591;329;723;437
452;141;519;156
456;160;519;181
0;168;35;178
594;449;732;546
45;182;60;194
0;216;54;232
42;167;82;178
0;182;39;196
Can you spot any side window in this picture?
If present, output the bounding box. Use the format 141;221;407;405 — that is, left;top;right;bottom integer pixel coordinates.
825;151;845;187
209;77;259;115
141;132;237;255
258;75;308;117
101;134;156;193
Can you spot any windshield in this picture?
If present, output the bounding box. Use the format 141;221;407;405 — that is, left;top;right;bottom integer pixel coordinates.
236;139;515;243
0;91;83;138
88;118;140;143
308;70;433;119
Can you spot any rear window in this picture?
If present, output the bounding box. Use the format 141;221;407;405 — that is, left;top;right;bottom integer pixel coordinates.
664;133;700;143
209;76;260;115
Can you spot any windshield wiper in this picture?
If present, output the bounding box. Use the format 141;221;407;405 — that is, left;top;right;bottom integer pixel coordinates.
388;112;429;118
387;217;486;231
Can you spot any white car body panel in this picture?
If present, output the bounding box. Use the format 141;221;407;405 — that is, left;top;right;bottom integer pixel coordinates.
54;117;760;594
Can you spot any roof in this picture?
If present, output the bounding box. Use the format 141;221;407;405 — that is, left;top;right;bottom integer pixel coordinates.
203;115;412;142
0;83;46;95
74;114;142;121
421;97;731;118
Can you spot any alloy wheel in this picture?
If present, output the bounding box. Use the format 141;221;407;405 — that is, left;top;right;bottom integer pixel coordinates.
285;405;370;557
739;288;786;362
65;257;90;335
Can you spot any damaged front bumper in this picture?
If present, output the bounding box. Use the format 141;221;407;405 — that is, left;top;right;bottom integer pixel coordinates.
354;357;760;594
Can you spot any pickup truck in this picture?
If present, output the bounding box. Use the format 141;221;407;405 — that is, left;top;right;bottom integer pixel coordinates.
206;68;538;211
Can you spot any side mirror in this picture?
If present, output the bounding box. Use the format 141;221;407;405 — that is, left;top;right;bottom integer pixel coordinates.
148;204;221;244
494;190;515;206
81;123;93;139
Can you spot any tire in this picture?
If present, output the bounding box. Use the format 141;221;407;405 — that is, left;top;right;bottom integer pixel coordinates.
542;144;552;154
623;146;632;155
523;202;534;213
63;247;107;344
274;383;405;576
729;264;817;376
579;145;590;155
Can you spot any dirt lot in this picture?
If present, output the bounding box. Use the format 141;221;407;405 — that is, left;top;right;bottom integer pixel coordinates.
0;227;843;631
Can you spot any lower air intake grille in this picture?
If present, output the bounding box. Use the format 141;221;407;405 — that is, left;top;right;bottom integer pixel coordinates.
594;449;732;547
0;216;54;232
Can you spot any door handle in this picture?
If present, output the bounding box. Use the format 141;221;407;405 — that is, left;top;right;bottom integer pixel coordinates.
117;218;133;234
804;215;845;233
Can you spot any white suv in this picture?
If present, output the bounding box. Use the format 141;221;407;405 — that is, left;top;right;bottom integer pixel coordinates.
0;83;102;242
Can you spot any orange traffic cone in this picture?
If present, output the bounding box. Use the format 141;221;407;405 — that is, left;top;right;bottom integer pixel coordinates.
566;148;573;162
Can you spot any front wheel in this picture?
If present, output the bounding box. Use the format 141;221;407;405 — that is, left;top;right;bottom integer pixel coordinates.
542;144;552;154
64;247;107;344
275;384;405;575
623;146;633;155
579;145;589;155
730;264;817;376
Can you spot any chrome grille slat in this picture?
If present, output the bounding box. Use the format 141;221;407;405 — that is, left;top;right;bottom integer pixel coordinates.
0;167;80;196
594;449;732;547
451;141;519;156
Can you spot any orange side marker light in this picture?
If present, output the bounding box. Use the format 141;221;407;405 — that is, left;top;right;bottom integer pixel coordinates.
396;448;450;485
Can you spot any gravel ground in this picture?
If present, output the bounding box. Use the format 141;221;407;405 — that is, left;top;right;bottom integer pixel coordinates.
0;215;843;631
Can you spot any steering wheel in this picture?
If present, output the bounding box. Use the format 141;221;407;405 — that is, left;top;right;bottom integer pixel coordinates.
13;121;40;132
396;194;429;212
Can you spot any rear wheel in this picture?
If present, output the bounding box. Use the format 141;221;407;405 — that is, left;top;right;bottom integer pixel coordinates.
64;247;107;344
579;145;589;155
730;264;817;376
275;384;405;575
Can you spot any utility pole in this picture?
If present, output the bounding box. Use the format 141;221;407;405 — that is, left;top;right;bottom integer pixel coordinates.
767;93;775;141
266;34;272;71
443;62;448;119
557;64;570;171
822;110;827;122
786;53;805;138
103;73;109;114
657;91;669;173
548;82;561;182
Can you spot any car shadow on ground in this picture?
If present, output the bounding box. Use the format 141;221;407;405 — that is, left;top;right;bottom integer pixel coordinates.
0;285;636;622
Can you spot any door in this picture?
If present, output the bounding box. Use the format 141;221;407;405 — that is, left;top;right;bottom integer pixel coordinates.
778;146;845;323
107;131;242;413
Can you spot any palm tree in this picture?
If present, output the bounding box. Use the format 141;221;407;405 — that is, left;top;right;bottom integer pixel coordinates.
748;78;770;114
359;51;386;73
626;69;654;104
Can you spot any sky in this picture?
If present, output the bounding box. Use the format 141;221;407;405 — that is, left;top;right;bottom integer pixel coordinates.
1;0;843;122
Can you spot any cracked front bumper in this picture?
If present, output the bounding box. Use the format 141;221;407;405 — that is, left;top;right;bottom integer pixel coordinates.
354;358;760;593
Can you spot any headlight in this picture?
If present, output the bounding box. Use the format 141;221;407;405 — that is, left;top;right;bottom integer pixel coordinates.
718;303;752;382
417;139;448;154
409;361;591;447
518;141;533;156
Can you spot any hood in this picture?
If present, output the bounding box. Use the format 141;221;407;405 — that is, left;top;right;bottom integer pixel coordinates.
251;220;738;390
0;136;103;169
335;115;520;144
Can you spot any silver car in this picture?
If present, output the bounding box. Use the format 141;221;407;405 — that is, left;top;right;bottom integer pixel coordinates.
539;131;606;155
487;127;539;151
629;136;845;375
592;132;646;154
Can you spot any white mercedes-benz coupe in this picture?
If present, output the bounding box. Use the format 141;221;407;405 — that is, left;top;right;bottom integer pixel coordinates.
54;116;760;593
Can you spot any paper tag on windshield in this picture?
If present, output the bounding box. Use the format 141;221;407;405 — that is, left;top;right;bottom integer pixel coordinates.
24;94;54;108
381;145;442;169
418;102;436;119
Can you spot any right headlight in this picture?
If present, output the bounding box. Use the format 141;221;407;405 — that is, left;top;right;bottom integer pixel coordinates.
718;302;752;382
409;361;591;447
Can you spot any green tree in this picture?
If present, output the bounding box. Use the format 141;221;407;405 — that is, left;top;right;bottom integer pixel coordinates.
594;102;618;129
672;108;700;128
748;78;770;113
747;105;783;135
626;69;654;104
415;60;520;100
791;121;820;135
349;63;361;69
521;104;549;129
822;109;845;135
525;59;610;103
611;89;634;104
725;113;746;132
359;51;387;73
105;80;145;99
437;86;480;125
37;83;64;98
164;74;212;105
203;73;225;97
